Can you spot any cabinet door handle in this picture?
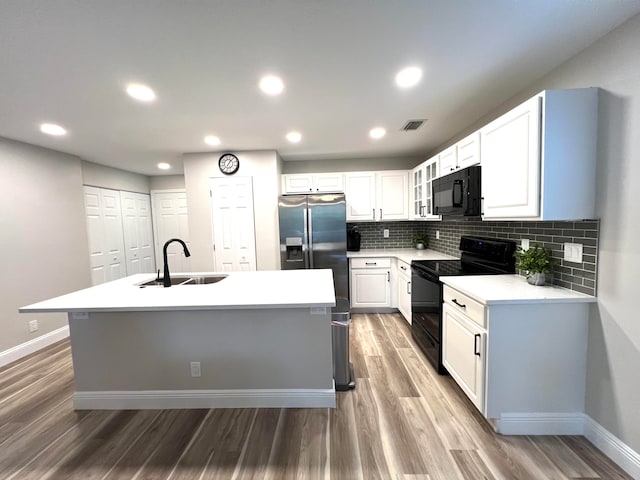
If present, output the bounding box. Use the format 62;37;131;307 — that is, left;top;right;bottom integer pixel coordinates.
365;262;377;266
400;265;406;271
379;208;383;220
407;281;411;294
372;208;376;220
387;271;390;282
474;334;481;356
452;298;466;309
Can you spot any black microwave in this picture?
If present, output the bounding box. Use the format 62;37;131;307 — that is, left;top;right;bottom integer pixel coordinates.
432;165;481;217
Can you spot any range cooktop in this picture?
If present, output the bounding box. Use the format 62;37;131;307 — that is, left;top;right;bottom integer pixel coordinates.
412;236;517;278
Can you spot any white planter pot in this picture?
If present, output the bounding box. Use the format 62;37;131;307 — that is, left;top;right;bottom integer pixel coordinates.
527;272;547;286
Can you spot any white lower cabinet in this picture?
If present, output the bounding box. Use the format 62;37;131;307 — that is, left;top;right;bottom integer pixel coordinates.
350;258;391;309
442;303;486;412
397;260;412;323
442;284;589;434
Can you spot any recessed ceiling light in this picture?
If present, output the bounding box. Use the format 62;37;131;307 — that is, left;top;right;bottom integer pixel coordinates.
40;123;67;136
157;162;171;170
286;131;302;143
126;83;156;102
259;75;284;96
204;135;221;146
395;66;422;88
369;127;386;139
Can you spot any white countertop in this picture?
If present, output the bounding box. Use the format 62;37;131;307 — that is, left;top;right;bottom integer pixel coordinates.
441;274;597;305
347;248;458;264
19;269;336;313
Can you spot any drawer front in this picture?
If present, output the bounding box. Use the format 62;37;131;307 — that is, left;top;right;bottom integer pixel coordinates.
397;260;411;277
351;257;392;269
443;286;485;328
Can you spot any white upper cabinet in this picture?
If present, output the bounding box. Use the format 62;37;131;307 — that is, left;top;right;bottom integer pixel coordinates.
438;145;458;175
439;132;481;177
281;173;344;194
481;96;542;219
345;170;409;221
376;171;409;221
345;172;376;221
411;155;439;220
456;131;481;169
481;88;598;220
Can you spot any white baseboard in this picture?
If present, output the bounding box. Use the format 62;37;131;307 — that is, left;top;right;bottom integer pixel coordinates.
0;326;69;369
74;388;337;410
496;412;585;435
495;412;640;479
583;414;640;480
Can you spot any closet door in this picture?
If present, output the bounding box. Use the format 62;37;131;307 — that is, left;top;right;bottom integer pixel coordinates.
83;186;126;285
120;191;156;275
151;190;191;273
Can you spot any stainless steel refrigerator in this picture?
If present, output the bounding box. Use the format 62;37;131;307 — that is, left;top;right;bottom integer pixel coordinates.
278;193;348;300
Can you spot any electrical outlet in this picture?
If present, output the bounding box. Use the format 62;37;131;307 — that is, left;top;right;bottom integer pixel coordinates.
564;243;583;263
436;230;440;240
28;319;39;333
383;229;389;238
521;239;530;251
190;361;201;377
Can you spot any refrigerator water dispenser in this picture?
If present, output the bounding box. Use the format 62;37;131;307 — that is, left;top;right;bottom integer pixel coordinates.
285;237;303;262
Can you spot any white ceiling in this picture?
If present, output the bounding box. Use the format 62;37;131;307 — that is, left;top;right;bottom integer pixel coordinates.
2;1;640;176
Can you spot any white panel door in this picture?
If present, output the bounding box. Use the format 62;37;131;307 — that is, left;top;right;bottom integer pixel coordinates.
99;189;126;281
83;186;126;285
345;172;375;221
210;177;257;272
481;96;542;219
151;190;191;273
120;191;156;275
83;186;107;285
442;304;486;413
376;171;409;220
350;269;390;308
120;192;141;274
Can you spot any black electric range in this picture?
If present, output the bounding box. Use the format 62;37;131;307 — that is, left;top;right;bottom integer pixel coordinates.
410;236;516;374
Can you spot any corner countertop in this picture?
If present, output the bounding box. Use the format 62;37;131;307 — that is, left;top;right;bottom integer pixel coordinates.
441;274;596;305
19;269;336;313
347;248;458;264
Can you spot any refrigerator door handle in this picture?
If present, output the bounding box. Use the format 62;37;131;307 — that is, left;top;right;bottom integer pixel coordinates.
303;207;311;268
308;207;314;268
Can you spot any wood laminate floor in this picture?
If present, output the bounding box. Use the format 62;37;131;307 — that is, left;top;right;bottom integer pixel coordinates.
0;313;631;479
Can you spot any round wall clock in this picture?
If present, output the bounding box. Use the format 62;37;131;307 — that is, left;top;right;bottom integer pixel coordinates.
218;153;239;175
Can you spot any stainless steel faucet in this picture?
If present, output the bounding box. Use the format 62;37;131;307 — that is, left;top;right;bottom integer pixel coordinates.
162;238;191;287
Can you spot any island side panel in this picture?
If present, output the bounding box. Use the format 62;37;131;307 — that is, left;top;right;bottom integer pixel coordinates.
67;308;333;407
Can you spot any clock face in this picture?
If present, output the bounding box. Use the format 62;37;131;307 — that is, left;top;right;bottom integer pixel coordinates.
218;153;239;175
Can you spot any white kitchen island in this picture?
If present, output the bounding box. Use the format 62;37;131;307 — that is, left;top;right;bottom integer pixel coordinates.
20;270;337;410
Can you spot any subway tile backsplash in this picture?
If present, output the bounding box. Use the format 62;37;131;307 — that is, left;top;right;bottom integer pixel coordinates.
347;219;599;296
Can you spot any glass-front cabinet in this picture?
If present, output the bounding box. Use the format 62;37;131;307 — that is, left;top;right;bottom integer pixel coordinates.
411;155;439;220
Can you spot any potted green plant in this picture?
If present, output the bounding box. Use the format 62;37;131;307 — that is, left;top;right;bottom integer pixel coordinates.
412;233;427;250
515;245;556;286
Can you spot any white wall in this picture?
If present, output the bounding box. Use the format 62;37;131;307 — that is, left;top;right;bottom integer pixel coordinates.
282;156;421;174
149;175;186;190
82;160;150;193
434;13;640;454
183;150;281;271
0;137;91;352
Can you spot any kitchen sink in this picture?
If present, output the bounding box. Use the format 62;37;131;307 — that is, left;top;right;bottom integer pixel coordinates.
138;275;228;287
183;275;228;285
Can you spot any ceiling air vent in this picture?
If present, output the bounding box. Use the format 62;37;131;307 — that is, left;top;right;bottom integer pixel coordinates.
401;119;427;131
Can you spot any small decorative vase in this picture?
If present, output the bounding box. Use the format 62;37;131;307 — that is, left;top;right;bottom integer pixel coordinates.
415;243;425;250
527;272;546;286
